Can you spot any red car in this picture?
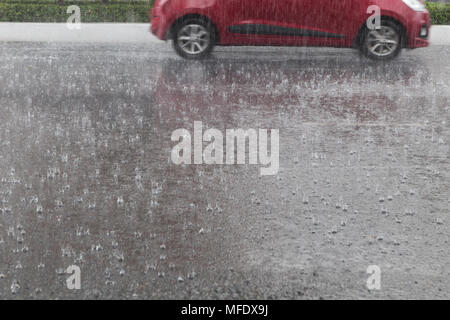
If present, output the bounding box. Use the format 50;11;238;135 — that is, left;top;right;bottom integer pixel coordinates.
151;0;431;60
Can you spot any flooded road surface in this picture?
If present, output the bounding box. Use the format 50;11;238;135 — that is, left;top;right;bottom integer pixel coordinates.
0;42;449;299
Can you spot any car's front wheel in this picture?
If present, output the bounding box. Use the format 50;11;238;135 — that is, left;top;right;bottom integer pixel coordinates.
361;21;403;61
172;18;216;59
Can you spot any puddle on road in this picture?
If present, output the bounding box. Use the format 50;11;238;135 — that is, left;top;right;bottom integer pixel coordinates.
0;43;449;298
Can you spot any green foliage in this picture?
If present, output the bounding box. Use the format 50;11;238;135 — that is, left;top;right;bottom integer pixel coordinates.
0;1;154;23
426;2;450;25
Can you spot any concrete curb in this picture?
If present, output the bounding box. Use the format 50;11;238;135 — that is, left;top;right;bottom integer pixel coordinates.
429;25;450;45
0;23;156;43
0;23;449;45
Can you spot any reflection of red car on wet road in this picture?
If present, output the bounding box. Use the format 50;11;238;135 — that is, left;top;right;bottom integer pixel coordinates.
150;0;431;60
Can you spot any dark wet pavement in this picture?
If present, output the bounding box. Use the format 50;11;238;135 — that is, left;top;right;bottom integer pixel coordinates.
0;42;449;299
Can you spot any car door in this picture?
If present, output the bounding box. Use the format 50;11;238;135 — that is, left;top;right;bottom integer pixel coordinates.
294;0;355;40
224;0;271;29
223;0;353;44
238;0;354;43
222;0;280;43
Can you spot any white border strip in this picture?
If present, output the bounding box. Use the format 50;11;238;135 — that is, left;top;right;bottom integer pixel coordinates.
0;23;449;45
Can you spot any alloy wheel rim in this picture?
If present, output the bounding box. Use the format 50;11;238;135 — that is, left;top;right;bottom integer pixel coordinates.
367;26;399;57
177;24;210;55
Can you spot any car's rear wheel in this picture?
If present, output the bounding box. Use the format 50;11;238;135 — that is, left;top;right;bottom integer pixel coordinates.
172;18;216;59
361;21;402;61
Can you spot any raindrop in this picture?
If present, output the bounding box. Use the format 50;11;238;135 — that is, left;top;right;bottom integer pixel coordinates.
10;280;20;294
106;280;115;286
114;252;124;262
56;200;63;208
92;244;103;251
56;268;65;275
302;194;309;204
188;271;197;280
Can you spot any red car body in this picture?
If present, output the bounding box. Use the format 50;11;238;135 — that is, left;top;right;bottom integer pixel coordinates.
150;0;430;49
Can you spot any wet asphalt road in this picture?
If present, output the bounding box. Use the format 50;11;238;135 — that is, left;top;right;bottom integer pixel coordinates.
0;42;449;299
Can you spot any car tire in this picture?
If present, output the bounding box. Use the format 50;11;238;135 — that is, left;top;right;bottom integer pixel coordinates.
360;20;403;61
172;18;216;60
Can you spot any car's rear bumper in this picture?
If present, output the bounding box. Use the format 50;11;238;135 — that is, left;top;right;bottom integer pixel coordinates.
405;10;431;48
